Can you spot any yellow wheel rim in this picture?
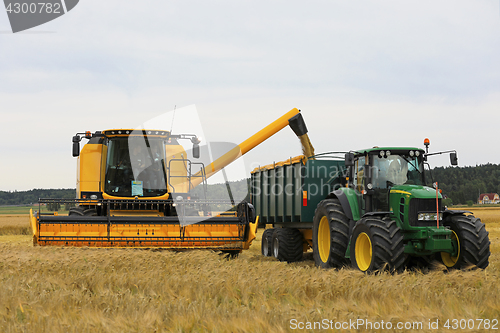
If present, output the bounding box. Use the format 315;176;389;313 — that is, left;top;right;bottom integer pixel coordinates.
441;230;460;267
355;232;372;271
318;216;331;263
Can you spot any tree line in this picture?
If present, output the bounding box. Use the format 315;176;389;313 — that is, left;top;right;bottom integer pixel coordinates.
0;189;75;206
426;163;500;205
2;163;499;207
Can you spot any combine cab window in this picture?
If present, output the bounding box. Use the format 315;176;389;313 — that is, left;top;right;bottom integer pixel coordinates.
104;137;167;197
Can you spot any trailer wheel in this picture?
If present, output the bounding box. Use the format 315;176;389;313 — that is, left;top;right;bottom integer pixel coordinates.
261;228;274;256
350;217;405;273
439;214;490;270
312;199;349;268
272;228;303;263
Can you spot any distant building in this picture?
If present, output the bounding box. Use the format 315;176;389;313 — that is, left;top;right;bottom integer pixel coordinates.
478;193;500;204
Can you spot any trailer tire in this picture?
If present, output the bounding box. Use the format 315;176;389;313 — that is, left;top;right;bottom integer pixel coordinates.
312;199;350;268
261;228;274;256
350;217;405;273
272;228;303;263
439;214;490;270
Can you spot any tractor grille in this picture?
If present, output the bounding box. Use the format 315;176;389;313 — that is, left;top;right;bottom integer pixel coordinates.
409;198;443;227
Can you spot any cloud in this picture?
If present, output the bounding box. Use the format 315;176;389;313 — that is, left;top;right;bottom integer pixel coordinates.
0;0;499;190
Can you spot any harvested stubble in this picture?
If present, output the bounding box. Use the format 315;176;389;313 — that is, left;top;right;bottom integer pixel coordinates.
0;211;499;332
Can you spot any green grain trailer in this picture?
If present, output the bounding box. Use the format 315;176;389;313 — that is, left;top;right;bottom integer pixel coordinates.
251;142;490;272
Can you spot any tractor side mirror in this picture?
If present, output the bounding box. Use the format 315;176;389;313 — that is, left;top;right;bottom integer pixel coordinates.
450;152;458;166
72;135;81;157
345;152;354;167
192;143;200;159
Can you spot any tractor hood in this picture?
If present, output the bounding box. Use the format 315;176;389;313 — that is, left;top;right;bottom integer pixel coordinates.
389;185;442;200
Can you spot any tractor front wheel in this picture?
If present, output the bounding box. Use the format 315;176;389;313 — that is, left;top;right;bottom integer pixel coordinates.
350;217;405;273
439;214;490;270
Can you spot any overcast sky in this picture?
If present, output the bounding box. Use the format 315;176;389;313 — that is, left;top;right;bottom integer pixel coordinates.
1;1;499;191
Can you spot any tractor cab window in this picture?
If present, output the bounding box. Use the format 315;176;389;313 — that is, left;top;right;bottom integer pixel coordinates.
353;156;366;192
371;153;424;188
104;137;168;197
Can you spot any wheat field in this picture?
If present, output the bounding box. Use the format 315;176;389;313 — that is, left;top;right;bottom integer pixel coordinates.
0;208;499;332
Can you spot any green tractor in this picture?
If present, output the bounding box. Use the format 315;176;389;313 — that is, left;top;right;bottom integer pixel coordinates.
252;139;490;272
314;141;490;272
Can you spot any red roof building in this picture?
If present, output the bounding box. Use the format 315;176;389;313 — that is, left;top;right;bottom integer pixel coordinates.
478;193;500;204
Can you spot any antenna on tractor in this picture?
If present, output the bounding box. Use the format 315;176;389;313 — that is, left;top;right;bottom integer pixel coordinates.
170;105;177;134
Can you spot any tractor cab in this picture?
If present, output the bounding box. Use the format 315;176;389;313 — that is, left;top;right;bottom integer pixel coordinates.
346;148;426;214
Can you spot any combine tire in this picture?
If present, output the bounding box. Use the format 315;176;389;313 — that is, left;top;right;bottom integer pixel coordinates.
220;250;240;259
261;228;274;256
439;215;490;270
68;207;84;216
69;208;98;216
312;199;350;268
272;228;303;263
83;209;97;216
350;217;405;273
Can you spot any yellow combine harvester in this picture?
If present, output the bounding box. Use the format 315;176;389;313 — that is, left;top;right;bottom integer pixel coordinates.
30;108;308;253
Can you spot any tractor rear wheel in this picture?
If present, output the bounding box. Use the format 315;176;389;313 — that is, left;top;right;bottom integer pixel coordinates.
271;228;303;263
312;199;350;268
439;214;490;269
350;217;405;273
261;228;274;256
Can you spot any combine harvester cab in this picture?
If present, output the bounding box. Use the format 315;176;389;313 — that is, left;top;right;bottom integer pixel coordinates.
31;108;308;253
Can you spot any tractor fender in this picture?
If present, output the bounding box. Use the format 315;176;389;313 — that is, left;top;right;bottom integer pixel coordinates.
327;189;360;238
443;210;472;219
362;211;392;219
328;189;353;220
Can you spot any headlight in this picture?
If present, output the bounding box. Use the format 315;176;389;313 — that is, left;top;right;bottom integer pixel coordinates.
386;150;391;157
417;213;443;221
415;151;420;156
409;150;414;157
367;183;373;190
379;150;385;158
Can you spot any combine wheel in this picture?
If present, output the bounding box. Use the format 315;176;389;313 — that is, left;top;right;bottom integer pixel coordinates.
272;228;303;263
350;217;405;273
312;199;350;268
68;207;85;216
83;209;97;216
439;215;490;270
261;228;274;256
220;250;240;259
